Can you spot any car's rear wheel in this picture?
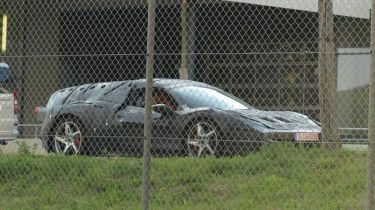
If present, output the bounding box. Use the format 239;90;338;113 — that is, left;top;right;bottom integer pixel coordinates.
53;118;83;155
186;121;218;158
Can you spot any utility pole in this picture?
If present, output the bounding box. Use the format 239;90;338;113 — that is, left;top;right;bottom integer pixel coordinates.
142;0;156;209
318;0;340;149
366;1;375;209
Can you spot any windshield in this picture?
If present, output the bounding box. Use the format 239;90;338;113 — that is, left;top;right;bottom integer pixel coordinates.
170;86;252;110
0;64;12;83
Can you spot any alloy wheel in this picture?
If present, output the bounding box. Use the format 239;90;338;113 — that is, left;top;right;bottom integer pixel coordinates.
187;122;218;158
54;121;82;155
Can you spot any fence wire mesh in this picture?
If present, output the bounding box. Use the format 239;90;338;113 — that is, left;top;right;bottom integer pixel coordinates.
0;0;373;209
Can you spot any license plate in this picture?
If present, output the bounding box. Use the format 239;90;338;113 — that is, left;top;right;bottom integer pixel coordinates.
294;133;319;142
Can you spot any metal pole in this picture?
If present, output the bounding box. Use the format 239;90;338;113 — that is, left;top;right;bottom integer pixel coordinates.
142;0;156;209
179;0;189;79
366;1;375;209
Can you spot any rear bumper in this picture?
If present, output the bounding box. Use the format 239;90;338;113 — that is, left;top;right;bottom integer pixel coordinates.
0;128;19;141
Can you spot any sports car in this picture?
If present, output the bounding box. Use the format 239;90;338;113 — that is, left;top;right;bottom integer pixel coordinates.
35;79;321;157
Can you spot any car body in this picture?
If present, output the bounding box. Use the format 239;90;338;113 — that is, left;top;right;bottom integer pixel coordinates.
0;63;19;143
35;79;321;157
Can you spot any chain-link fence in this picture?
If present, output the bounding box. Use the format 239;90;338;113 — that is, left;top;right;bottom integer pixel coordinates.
0;0;374;209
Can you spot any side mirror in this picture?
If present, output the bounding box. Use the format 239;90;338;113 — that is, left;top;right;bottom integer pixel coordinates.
152;104;174;117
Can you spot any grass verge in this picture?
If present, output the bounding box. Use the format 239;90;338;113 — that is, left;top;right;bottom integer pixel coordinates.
0;144;368;210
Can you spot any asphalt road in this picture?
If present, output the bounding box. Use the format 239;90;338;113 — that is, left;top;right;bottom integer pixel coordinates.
0;138;368;156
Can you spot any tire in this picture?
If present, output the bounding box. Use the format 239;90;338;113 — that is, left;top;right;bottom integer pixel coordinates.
186;120;219;158
51;117;84;155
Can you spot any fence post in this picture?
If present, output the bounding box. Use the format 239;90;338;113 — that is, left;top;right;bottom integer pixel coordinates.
179;0;189;79
142;0;156;209
366;1;375;209
318;0;340;149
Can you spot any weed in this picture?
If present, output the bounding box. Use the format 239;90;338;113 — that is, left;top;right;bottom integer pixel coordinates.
16;141;37;155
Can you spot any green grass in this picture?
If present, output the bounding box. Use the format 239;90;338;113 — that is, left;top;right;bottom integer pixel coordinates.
0;144;368;210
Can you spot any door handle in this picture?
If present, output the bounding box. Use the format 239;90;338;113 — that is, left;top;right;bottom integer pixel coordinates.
93;104;103;108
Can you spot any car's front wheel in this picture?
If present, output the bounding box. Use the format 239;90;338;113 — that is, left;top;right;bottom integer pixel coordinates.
186;121;219;158
52;118;83;155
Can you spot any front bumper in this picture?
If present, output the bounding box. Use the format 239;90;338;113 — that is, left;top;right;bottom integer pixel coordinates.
263;131;321;143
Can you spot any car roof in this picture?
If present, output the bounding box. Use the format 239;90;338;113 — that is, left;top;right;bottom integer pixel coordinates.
57;79;211;92
132;78;212;89
52;79;215;105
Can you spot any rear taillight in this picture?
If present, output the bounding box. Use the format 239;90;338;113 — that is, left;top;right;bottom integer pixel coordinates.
13;89;19;114
34;106;46;122
34;106;40;116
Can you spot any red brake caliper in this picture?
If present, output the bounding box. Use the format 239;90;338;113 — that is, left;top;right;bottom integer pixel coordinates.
74;136;81;149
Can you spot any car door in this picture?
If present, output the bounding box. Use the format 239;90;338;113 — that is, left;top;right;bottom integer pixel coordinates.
112;87;147;155
112;87;182;155
113;106;146;153
150;89;182;152
151;110;182;153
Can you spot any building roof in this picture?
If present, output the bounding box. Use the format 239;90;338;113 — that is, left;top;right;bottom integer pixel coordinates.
225;0;372;19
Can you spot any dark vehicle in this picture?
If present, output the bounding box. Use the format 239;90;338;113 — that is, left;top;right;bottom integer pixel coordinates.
35;79;321;157
0;63;19;144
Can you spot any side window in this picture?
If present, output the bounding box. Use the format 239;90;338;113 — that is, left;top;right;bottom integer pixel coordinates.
152;89;179;111
101;82;131;103
126;88;146;107
125;88;179;111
